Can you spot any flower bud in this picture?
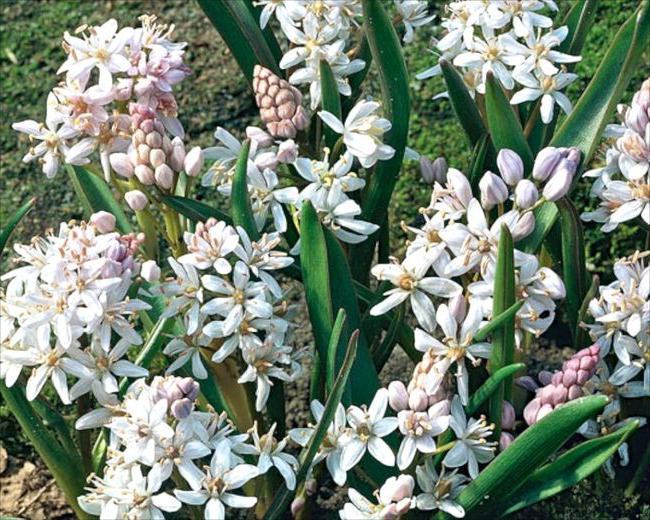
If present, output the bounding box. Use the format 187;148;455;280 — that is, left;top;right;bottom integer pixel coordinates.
149;148;166;169
388;381;409;411
145;131;163;149
514;179;538;209
516;375;539;393
448;294;467;324
277;139;299;164
501;400;515;430
169;137;186;172
499;431;514;451
114;78;133;101
408;388;428;412
447;168;473;207
479;171;509;209
246;126;274;147
155;164;175;190
184;146;204;177
135;164;155;185
140;260;161;282
291;497;305;517
171;398;193;419
510;211;535;241
109;152;134;178
497;149;523;185
532;146;563;181
125;190;148;211
542;163;572;201
137;143;151;164
90;211;116;233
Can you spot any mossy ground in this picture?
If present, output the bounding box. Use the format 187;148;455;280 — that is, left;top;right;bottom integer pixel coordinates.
0;0;648;517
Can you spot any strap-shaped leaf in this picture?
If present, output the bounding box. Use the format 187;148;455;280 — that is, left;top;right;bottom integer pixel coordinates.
473;301;523;343
576;274;600;349
343;34;372;116
326;309;348;397
263;331;359;520
497;420;640;516
485;73;534;172
519;3;650;253
557;198;588;343
197;0;282;84
467;133;491;192
488;225;516;436
231;139;260;239
0;196;35;256
320;60;343;150
557;0;599;61
372;303;404;371
67;165;132;233
435;395;609;519
162;195;232;224
440;59;486;147
242;0;283;64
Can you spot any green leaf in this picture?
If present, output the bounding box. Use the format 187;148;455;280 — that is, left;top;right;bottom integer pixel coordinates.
320;60;343;150
576;274;600;349
557;198;588;343
242;0;283;64
473;301;524;343
342;34;372;115
488;225;516;437
519;3;650;253
466;363;525;416
0;196;35;256
67;165;132;233
440;59;487;147
351;0;410;282
372;303;404;372
436;395;609;519
263;330;359;520
497;420;640;516
557;0;599;59
485;73;534;172
162;195;232;224
197;0;282;83
326;309;348;397
467;133;491;192
231;140;259;239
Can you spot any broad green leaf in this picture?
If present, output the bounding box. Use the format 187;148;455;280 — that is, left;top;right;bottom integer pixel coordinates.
485;74;534;172
263;331;359;520
0;196;35;256
440;60;487;147
197;0;282;84
162;195;232;224
473;301;523;343
435;395;609;519
352;0;410;282
467;133;491;192
67;165;132;233
467;363;525;416
342;34;372;115
372;303;404;371
519;3;650;253
488;225;516;436
497;420;640;516
557;198;588;343
557;0;599;58
231;140;259;240
320;60;343;150
242;0;283;64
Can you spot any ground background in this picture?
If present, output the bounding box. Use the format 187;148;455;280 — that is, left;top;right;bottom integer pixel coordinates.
0;0;648;518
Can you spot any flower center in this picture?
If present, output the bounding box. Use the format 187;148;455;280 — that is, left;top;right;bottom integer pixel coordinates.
398;274;416;291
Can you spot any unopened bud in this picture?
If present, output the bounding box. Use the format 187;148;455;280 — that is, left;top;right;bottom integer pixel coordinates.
90;211;116;233
169;137;186;172
447;168;473;207
137;143;151;164
514;179;538;209
510;211;535;241
277;139;299;164
291;497;305;517
171;398;193;419
542;164;572;201
497;149;523;185
125;190;148;211
388;381;409;411
479;171;509;209
135;164;155;185
140;260;161;282
501;400;515;430
532;146;563;181
499;431;514;451
149;148;166;169
109;153;134;178
145;131;163;149
155;164;175;190
184;146;204;177
255;151;279;171
246;126;274;147
448;294;466;324
408;388;428;412
420;156;447;184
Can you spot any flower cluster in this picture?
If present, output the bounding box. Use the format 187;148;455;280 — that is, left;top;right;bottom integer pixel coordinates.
12;15;195;179
77;375;298;519
581;78;650;231
1;214;151;406
157;218;302;411
418;0;581;123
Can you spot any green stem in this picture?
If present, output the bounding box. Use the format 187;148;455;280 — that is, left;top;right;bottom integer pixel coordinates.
625;441;650;497
76;394;93;475
30;396;79;464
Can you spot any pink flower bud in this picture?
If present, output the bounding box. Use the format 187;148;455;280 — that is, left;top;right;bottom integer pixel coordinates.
184;146;204;177
551;372;563;385
537;403;554;421
497;148;523;185
90;211;116;233
291;497;305;517
149;148;166;168
542;163;573;201
567;385;582;400
509;211;535;241
169;137;186;172
171;398;193;419
562;370;577;387
125;190;148;211
551;385;568;405
501;400;515;430
448;294;467;324
246;126;274;147
479;171;509;209
576;369;590;385
499;431;514;451
538;370;553;386
514;179;538;209
109;153;134;178
140;260;161;282
155;164;175;189
447;169;473;207
114;78;133;101
135;164;155;185
532;146;563;181
255;151;279;171
523;397;541;425
409;388;428;412
137;143;151;164
391;475;415;501
565;358;581;371
395;497;413;516
145;132;163;149
388;381;409;411
277;139;299;164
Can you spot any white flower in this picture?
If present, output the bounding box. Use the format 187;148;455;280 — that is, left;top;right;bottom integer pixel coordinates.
415;460;467;517
317;195;380;244
340;475;415;519
161;258;205;335
242;422;299;490
443;396;496;479
340;388;399;470
396;400;450;470
163;335;209;379
395;1;434;44
174;440;260;518
510;71;577;123
247;165;299;233
256;0;306;30
609;331;649;390
319;100;395;168
122;465;181;518
515;26;581;76
178;218;240;274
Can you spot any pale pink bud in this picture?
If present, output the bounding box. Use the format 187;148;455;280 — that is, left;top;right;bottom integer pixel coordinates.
137;143;151;164
499;431;514;451
542;164;572;201
291;497;305;517
532;146;564;181
447;168;473;207
497;149;524;185
125;190;148;211
149;148;166;168
536;403;554;421
277;139;299;163
171;398;193;419
448;294;467;324
514;179;538;209
246;126;274;147
567;385;583;400
292;106;309;131
479;171;509;209
523;397;541;425
140;260;161;282
132;129;146;146
510;211;535;241
501;400;515;430
388;381;409;411
551;385;568;405
409;388;428;412
562;370;577;387
109;153;134;178
155;164;174;189
395;497;413;516
114;78;133;101
169;137;186;172
184;146;204;177
135;164;155;185
90;211;116;233
392;475;415;501
255;151;279;171
145;132;163;149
